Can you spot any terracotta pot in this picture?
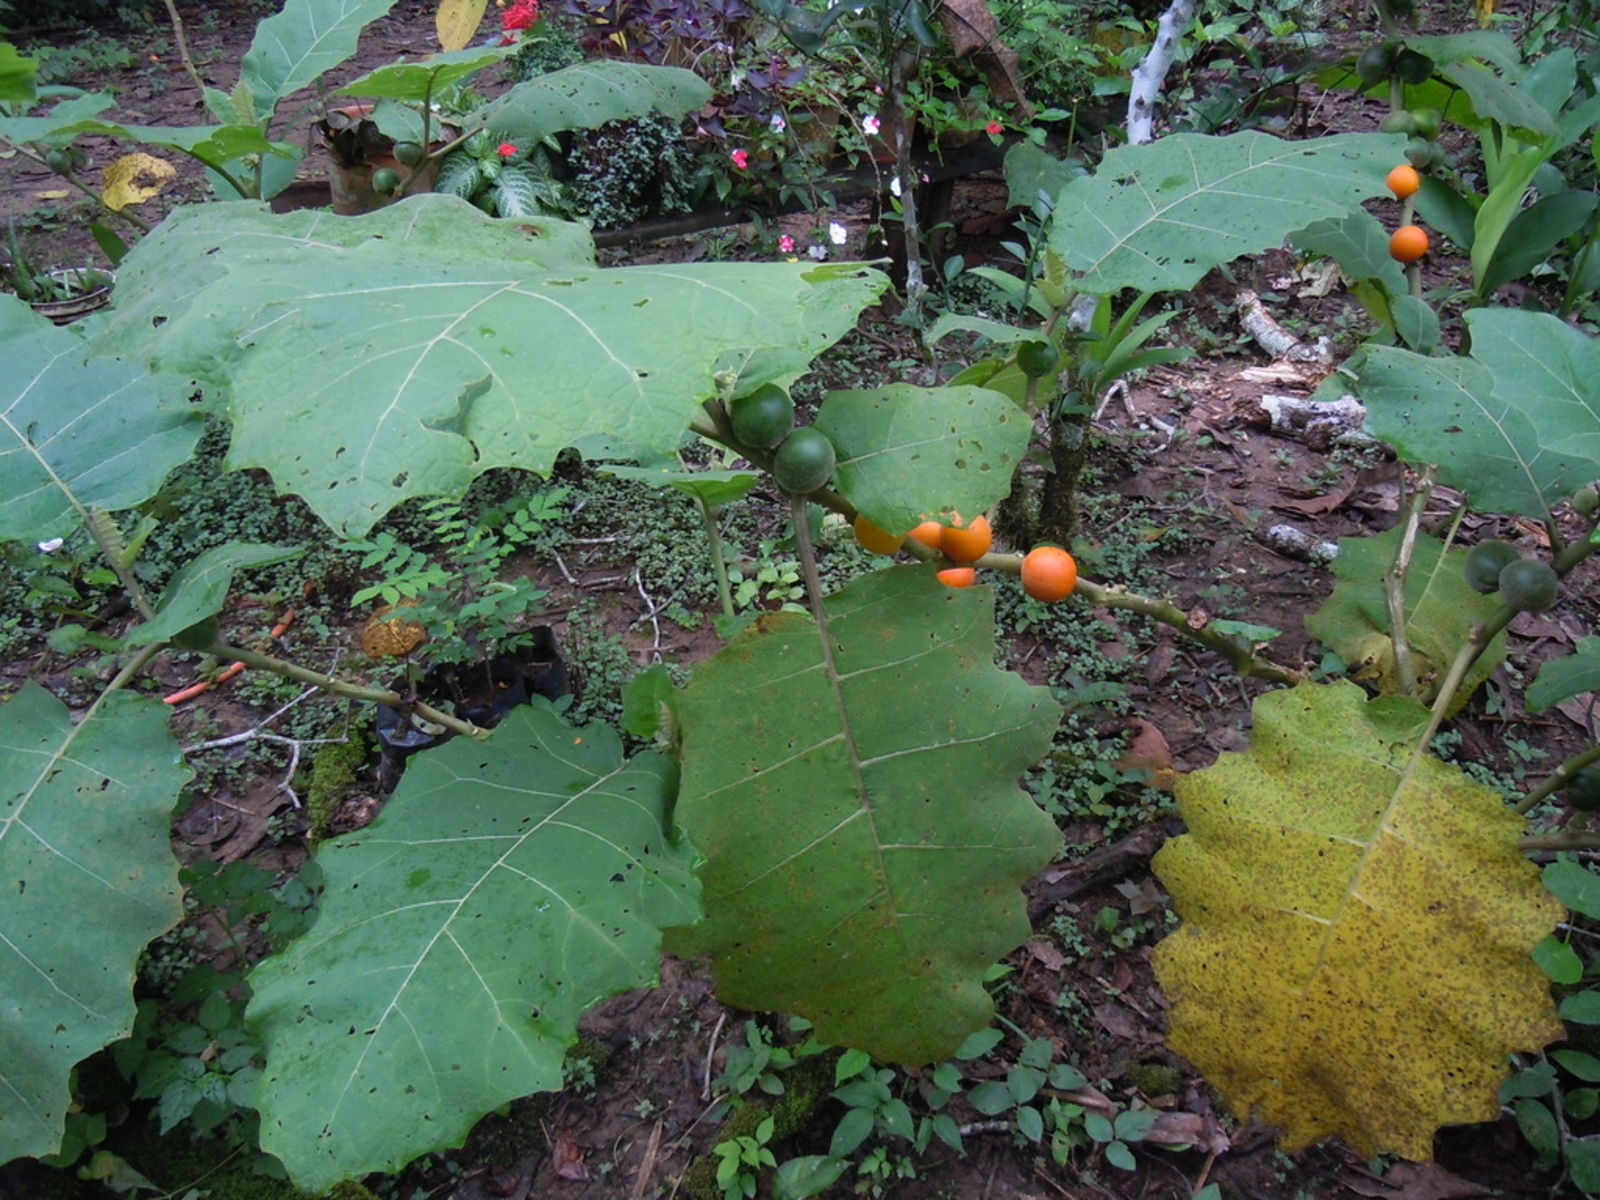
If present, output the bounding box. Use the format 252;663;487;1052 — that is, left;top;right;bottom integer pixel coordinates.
316;104;457;216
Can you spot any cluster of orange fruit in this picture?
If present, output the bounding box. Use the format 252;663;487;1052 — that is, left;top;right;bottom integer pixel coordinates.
1384;163;1429;263
851;513;1079;603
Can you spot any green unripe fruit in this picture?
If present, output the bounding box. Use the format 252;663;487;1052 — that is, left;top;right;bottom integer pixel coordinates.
771;427;837;495
1573;485;1600;516
1409;106;1442;139
1015;340;1062;379
1355;43;1398;85
1404;137;1444;171
1378;111;1418;136
1462;540;1521;594
729;384;795;449
1498;558;1559;613
44;147;74;174
1568;766;1600;812
1393;47;1435;84
170;615;220;651
371;167;401;195
393;141;425;167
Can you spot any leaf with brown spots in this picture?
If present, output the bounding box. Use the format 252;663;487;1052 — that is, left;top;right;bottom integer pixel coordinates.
1152;681;1562;1160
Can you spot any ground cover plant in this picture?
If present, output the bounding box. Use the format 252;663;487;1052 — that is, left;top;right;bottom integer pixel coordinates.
7;0;1600;1197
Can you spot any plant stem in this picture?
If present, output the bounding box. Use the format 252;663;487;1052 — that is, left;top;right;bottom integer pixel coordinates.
85;507;157;621
9;144;153;234
208;642;490;740
160;0;208;101
696;496;736;621
1518;744;1600;815
1383;465;1434;698
1519;830;1600;851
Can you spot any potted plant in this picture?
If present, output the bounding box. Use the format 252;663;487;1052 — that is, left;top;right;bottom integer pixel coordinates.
1;224;113;323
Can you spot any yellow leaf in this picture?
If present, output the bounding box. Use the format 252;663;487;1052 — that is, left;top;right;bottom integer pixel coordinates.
101;153;175;212
34;189;70;199
435;0;489;50
1152;681;1562;1161
1475;0;1495;27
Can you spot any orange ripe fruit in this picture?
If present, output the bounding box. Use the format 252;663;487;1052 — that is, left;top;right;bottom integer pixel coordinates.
1389;223;1429;263
1385;163;1421;199
909;520;944;549
939;513;992;564
853;514;905;555
1021;545;1078;603
936;566;977;588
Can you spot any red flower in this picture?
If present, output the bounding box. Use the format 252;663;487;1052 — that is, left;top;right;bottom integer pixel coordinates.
497;142;518;158
502;0;538;30
985;120;1003;135
730;148;750;170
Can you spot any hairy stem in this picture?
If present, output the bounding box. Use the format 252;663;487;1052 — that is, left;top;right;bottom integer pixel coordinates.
209;642;490;740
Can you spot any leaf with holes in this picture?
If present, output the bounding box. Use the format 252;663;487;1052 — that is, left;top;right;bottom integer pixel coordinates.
1152;681;1562;1160
1;684;187;1164
812;385;1031;539
92;196;886;535
247;702;699;1191
241;0;399;108
0;296;201;544
667;567;1062;1064
1050;131;1405;294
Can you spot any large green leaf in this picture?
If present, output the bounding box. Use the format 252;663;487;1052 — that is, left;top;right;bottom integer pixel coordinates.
91;197;886;535
126;542;304;646
1357;309;1599;521
1304;525;1504;710
0;296;201;543
1049;131;1406;294
0;42;38;103
1;684;188;1163
1528;637;1600;712
1152;681;1562;1160
248;703;698;1191
334;45;514;101
813;385;1030;537
240;0;400;108
482;62;711;144
668;567;1063;1064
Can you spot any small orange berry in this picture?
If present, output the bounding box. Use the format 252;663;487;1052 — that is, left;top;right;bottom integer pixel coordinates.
853;514;904;555
1021;545;1078;603
909;520;944;549
939;513;992;564
1385;163;1421;199
937;566;978;588
1389;223;1429;263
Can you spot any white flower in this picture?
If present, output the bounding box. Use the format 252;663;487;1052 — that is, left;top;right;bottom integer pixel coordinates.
769;113;787;132
807;243;828;260
861;113;880;136
889;176;902;197
828;221;847;245
36;537;64;553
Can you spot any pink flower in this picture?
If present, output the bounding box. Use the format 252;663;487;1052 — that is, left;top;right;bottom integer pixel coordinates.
497;142;518;158
861;114;881;136
502;0;538;30
985;120;1003;135
777;234;796;253
730;148;749;170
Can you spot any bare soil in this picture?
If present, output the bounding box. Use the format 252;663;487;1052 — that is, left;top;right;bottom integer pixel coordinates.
2;4;1595;1199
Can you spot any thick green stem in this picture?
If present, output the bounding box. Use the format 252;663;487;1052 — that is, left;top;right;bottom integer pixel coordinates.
1518;743;1600;815
1383;467;1435;698
696;496;736;621
208;642;490;740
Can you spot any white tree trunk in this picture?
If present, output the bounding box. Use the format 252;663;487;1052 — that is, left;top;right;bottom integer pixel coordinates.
1126;0;1199;145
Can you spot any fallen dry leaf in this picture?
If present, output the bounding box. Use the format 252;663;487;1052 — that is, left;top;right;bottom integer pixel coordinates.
551;1132;589;1182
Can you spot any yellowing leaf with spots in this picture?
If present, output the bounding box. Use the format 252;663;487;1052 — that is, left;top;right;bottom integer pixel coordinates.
1152;681;1562;1160
100;152;175;211
435;0;487;50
